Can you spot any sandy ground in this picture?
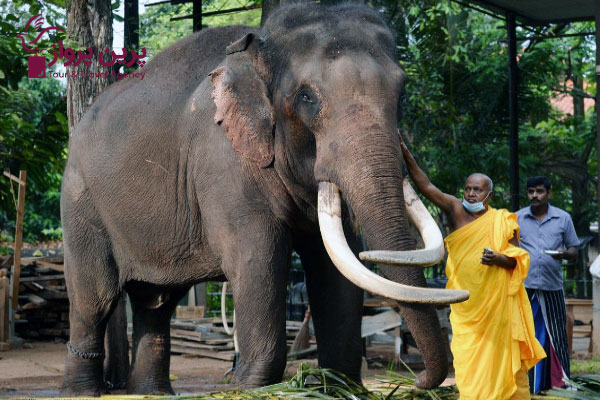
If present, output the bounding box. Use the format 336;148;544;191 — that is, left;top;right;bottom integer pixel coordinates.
0;341;397;398
0;341;243;398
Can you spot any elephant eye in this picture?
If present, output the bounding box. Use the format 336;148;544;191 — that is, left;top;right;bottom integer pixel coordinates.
294;88;320;122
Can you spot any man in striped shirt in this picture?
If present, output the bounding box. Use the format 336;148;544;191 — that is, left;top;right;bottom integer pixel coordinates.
516;176;580;393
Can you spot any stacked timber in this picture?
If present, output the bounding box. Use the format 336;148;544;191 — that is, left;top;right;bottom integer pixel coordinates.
169;318;316;361
170;318;236;361
12;256;68;339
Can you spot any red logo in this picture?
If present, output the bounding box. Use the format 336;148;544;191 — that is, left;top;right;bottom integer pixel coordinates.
18;14;66;79
18;14;147;80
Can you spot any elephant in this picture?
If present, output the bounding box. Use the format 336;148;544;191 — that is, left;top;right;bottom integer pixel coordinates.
59;2;468;396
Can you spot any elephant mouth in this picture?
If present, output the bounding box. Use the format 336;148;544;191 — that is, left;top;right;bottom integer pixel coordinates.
317;180;469;304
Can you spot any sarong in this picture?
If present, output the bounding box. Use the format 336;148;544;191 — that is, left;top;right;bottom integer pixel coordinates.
444;207;546;400
526;289;570;393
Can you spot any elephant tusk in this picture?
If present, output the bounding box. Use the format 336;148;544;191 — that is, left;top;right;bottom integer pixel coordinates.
359;178;445;266
318;182;469;304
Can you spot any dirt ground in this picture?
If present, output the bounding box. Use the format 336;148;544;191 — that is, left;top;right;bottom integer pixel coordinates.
0;341;399;398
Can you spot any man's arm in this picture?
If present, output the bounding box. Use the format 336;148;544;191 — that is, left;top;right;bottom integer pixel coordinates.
552;246;578;261
400;140;460;214
480;231;519;269
551;216;579;261
481;252;517;269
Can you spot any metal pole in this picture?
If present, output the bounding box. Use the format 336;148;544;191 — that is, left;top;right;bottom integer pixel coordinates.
124;0;139;52
593;0;600;359
193;0;202;31
507;12;519;212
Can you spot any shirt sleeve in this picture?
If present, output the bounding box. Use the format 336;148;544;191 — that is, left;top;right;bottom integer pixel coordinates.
563;215;580;248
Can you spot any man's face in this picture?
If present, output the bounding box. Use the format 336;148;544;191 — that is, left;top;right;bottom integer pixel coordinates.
463;176;492;204
528;184;550;207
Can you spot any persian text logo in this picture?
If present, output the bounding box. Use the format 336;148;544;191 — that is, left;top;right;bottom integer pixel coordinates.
18;14;147;80
18;14;65;78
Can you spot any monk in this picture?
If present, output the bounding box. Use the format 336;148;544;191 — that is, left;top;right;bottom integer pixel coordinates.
400;139;545;400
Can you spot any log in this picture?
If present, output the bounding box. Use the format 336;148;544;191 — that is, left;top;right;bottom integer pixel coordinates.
0;276;9;341
33;261;64;272
170;329;204;342
170;345;235;361
171;339;234;351
361;310;403;338
19;274;64;282
175;305;205;319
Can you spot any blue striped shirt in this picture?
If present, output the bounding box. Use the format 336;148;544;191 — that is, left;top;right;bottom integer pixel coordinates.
516;204;580;291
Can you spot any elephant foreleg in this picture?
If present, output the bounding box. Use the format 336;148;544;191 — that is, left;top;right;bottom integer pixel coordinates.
221;222;291;388
295;232;364;382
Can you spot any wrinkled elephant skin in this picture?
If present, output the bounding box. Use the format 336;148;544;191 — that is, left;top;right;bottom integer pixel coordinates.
60;3;449;396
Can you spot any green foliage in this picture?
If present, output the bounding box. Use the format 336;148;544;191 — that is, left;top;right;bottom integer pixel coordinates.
571;359;600;376
373;0;596;234
548;376;600;399
0;0;68;242
139;0;260;59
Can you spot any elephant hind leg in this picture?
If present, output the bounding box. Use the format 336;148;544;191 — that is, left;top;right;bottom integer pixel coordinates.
60;233;122;396
127;284;188;395
104;292;130;389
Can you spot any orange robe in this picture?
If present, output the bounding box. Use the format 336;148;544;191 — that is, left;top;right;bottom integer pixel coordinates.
444;207;546;400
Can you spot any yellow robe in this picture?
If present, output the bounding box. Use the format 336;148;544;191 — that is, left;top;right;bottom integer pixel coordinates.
444;207;546;400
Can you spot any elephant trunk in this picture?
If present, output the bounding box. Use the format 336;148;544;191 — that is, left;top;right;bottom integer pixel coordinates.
319;130;450;389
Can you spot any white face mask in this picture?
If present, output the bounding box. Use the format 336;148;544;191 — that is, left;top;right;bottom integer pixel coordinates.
462;191;490;213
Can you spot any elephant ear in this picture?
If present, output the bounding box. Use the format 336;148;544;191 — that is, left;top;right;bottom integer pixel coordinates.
210;33;274;168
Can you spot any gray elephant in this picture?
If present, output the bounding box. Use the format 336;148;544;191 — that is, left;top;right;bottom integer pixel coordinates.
60;3;468;396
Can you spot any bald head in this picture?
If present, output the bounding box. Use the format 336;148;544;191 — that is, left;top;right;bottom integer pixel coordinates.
466;173;493;192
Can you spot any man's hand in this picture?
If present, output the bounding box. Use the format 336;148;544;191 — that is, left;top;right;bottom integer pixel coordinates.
550;247;578;261
398;131;460;216
481;248;516;269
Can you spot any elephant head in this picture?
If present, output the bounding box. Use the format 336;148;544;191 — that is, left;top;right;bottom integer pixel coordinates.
211;3;468;388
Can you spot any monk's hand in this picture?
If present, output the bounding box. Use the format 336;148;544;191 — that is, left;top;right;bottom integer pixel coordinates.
481;248;496;265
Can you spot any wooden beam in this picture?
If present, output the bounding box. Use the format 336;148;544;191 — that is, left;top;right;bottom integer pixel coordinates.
0;276;9;342
11;171;26;310
507;13;519;212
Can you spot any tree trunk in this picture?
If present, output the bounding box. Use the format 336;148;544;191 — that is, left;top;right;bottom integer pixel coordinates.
66;0;114;137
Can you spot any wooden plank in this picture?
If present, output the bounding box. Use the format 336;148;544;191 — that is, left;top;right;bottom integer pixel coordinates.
171;339;234;351
573;325;592;337
33;260;64;272
170;345;235;361
170;329;204;341
175;305;205;319
11;170;27;309
37;289;68;300
0;276;9;341
364;297;397;308
361;310;403;338
3;171;25;185
20;256;64;266
1;254;13;268
203;338;234;345
24;293;47;306
19;274;64;282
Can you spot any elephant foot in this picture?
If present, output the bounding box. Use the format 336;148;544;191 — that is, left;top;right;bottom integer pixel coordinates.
61;354;105;397
60;385;103;398
414;368;446;390
232;359;285;388
127;378;174;395
104;363;129;390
